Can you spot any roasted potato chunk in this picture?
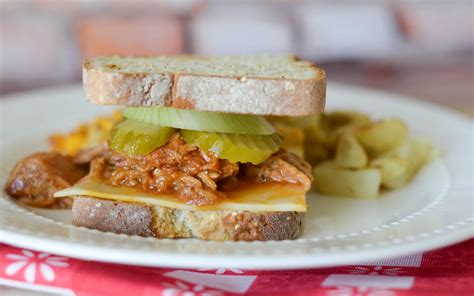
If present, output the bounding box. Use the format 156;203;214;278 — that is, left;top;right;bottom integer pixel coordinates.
305;144;330;165
371;157;410;189
268;111;434;199
356;119;408;156
335;134;368;169
372;138;434;189
312;161;381;199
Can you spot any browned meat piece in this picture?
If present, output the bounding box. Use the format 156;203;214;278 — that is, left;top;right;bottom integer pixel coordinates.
5;152;88;208
281;151;313;178
257;150;313;190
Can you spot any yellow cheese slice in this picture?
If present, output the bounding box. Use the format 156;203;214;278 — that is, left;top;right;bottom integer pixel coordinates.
54;179;307;212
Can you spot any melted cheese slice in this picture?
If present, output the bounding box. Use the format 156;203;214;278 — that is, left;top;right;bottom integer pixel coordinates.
54;179;307;212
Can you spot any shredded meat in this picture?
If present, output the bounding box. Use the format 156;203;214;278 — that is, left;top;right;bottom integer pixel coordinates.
83;134;313;205
256;150;313;190
98;133;239;205
174;175;225;206
73;143;109;164
6;133;313;208
5;152;87;208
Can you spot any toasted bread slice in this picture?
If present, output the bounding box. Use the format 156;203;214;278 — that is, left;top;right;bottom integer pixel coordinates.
83;55;326;116
72;196;304;241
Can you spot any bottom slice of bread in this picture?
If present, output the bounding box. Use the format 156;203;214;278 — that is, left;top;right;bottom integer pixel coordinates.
72;196;305;241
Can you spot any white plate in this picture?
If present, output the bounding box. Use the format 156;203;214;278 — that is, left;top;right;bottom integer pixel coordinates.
0;84;472;269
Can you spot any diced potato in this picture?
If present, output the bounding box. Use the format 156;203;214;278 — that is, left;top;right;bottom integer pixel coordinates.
335;134;368;169
325;111;372;129
389;138;411;158
391;138;433;171
312;161;381;199
266;115;331;163
285;115;319;129
266;115;317;130
268;111;434;199
303;116;331;146
305;112;372;152
372;138;434;189
407;138;434;170
356;119;408;156
305;144;330;166
371;157;411;189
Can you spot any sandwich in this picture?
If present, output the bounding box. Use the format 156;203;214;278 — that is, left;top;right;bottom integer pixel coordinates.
54;55;326;241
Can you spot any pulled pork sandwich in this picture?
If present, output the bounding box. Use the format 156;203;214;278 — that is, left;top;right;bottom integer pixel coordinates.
12;55;326;241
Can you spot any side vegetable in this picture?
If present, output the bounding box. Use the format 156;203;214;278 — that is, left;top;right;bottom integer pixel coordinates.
268;111;435;199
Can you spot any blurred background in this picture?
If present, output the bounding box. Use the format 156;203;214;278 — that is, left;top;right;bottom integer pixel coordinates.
0;0;472;114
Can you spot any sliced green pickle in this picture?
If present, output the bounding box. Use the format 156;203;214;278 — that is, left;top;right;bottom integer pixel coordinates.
123;106;275;135
109;119;175;155
181;130;282;164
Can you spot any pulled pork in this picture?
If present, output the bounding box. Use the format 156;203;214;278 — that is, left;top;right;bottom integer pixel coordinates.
256;150;313;191
96;133;239;206
73;143;109;164
6;133;313;209
87;133;312;206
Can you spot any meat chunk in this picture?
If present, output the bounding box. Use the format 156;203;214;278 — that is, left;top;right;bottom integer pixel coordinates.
5;152;88;208
257;150;313;190
281;151;313;178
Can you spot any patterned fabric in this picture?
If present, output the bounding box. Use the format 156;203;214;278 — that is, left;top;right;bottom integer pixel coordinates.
0;240;472;296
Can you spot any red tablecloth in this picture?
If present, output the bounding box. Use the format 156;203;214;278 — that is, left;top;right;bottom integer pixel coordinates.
0;240;473;296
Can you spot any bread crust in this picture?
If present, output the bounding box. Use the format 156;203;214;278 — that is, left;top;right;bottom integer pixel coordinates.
72;196;155;237
83;57;326;116
72;196;304;241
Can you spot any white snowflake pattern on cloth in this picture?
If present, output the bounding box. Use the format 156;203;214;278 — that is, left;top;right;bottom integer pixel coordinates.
346;266;407;276
326;286;396;296
197;268;244;275
162;280;224;296
5;249;69;283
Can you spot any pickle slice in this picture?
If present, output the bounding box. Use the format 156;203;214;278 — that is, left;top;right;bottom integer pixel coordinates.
181;130;282;164
124;106;275;135
109;119;175;155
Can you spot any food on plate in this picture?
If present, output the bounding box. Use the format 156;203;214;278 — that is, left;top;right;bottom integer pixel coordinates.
371;138;434;189
5;152;87;208
356;119;408;156
8;111;121;209
49;111;122;156
312;161;381;199
5;55;326;241
334;134;368;169
269;111;434;198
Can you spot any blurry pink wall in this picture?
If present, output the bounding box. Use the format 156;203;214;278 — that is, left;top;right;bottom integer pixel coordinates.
0;0;472;113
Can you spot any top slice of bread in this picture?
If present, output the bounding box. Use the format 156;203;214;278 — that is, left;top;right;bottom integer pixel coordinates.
83;55;326;116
